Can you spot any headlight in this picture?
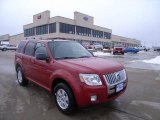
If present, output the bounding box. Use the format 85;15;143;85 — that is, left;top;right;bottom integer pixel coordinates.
79;74;102;86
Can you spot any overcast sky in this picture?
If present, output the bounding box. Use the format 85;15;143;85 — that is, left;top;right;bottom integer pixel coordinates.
0;0;160;46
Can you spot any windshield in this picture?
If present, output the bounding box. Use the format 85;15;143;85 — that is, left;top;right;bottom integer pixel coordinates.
48;41;93;60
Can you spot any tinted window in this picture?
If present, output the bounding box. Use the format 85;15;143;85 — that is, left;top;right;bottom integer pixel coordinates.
35;43;48;56
49;23;56;33
17;41;27;53
24;42;35;56
92;29;103;38
24;28;35;37
36;25;48;35
48;41;93;60
104;32;111;39
76;26;91;36
60;23;75;34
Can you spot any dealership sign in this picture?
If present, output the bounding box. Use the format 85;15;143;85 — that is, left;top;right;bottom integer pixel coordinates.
37;15;41;19
83;16;88;21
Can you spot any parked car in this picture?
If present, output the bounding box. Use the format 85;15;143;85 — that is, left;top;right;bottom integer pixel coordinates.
124;47;139;53
93;43;103;50
103;45;110;49
81;43;93;49
153;47;160;51
15;39;128;114
0;44;17;51
112;46;124;55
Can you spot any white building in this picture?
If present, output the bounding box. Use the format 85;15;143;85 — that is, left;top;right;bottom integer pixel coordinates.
0;10;141;47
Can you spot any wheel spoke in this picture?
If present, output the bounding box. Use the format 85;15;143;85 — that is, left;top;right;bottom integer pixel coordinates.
17;70;22;83
56;89;69;110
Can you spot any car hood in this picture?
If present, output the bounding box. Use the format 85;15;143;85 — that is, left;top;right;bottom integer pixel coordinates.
58;57;123;75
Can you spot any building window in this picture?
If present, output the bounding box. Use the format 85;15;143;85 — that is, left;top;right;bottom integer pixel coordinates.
24;28;35;37
49;23;56;33
92;29;103;38
104;32;111;39
60;23;75;34
36;24;48;35
76;26;91;36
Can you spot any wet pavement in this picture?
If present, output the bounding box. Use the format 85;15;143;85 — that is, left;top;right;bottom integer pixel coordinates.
0;51;160;120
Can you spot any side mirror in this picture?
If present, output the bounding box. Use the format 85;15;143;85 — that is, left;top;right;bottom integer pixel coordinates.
35;53;49;61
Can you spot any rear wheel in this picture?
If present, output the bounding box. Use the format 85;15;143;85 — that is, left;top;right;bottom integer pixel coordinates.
54;83;76;114
16;67;28;86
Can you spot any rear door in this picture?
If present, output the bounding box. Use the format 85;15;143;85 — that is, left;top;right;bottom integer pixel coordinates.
23;42;36;80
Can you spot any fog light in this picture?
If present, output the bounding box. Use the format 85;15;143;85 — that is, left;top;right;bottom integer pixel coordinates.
91;95;97;102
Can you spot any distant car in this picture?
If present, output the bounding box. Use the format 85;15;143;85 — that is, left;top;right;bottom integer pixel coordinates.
93;43;103;50
0;44;17;51
82;43;93;49
137;46;145;51
124;47;139;53
103;45;110;49
112;47;124;55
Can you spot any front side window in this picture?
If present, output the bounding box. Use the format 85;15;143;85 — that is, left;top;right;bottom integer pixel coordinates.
24;42;35;56
48;41;93;60
34;43;48;56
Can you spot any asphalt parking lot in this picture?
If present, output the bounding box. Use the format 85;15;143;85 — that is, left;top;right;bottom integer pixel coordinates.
0;51;160;120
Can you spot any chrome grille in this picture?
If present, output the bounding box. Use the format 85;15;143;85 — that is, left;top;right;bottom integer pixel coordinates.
105;69;126;85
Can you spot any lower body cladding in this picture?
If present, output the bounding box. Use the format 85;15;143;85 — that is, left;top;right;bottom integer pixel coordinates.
75;80;127;108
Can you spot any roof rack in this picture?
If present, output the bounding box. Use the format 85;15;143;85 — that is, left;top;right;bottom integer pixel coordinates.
25;37;49;40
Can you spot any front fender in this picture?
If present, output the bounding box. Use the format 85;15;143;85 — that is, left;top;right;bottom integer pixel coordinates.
49;69;81;97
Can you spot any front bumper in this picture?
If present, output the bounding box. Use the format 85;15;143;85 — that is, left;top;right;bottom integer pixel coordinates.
76;78;128;107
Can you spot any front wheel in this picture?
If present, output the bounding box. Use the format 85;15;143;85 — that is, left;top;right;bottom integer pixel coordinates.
2;48;7;51
54;83;76;114
16;67;28;86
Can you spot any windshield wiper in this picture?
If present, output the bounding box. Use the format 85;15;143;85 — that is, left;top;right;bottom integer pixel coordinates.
55;57;77;60
78;56;91;58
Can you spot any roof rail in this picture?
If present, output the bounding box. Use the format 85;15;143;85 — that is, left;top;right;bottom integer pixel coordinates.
25;37;49;40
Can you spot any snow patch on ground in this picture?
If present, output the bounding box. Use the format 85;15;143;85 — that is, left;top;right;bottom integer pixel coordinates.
93;51;112;56
142;56;160;65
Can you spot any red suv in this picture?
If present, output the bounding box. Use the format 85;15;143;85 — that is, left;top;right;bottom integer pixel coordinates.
15;39;128;114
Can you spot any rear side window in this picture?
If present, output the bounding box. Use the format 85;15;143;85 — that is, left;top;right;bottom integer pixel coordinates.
24;42;35;56
17;41;27;53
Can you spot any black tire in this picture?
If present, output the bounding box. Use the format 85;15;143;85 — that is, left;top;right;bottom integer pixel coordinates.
16;67;28;86
2;48;7;51
54;83;76;115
